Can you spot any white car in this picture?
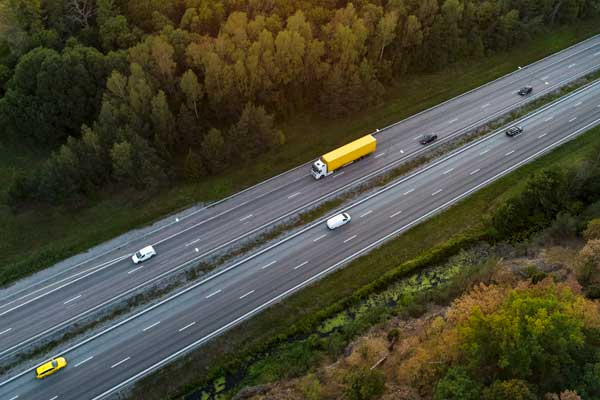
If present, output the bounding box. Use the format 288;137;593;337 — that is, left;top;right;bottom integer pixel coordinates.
326;213;351;230
132;245;157;264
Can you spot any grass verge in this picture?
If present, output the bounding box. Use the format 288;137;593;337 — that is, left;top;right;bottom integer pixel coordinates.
128;120;600;400
1;19;600;287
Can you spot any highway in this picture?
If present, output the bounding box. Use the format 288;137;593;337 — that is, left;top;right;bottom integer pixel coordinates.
2;72;600;400
1;35;600;362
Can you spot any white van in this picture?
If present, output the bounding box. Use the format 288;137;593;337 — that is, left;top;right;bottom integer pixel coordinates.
132;245;157;264
326;213;351;230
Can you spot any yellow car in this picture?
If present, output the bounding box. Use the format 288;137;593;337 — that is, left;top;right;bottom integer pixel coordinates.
35;357;67;379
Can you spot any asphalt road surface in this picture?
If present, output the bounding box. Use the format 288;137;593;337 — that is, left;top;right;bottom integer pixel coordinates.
1;35;600;361
2;69;600;400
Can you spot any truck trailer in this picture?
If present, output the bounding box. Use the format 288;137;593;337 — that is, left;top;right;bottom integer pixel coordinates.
311;135;377;180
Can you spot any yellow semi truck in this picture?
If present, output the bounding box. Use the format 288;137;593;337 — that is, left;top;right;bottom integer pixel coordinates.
311;135;377;180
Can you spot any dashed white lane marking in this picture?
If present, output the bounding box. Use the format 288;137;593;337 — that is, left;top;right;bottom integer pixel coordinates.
63;294;82;305
287;192;301;199
0;328;12;336
75;356;94;367
413;135;422;140
261;261;277;270
400;149;404;154
374;152;386;158
294;261;309;270
569;117;577;122
538;133;547;138
595;51;600;56
343;235;357;243
178;322;196;332
448;118;458;124
49;397;58;400
505;150;515;156
239;214;253;222
389;210;402;218
313;234;327;242
432;189;443;196
481;103;491;109
541;75;549;81
359;210;373;218
206;289;222;299
111;357;130;369
544;116;554;122
8;395;18;400
574;101;582;107
568;63;577;68
143;321;161;332
185;238;200;247
239;290;255;300
443;168;454;175
333;171;345;178
403;188;415;195
128;265;144;274
470;169;480;175
480;149;490;156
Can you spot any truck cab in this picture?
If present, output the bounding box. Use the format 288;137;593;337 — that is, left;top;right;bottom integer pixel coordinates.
311;159;329;180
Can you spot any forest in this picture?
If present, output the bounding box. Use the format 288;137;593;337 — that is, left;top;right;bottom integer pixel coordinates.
1;0;599;205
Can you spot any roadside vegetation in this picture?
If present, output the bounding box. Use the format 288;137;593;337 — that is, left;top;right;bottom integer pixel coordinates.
1;1;600;286
128;120;600;399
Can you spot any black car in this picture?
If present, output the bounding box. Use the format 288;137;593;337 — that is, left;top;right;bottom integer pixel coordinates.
419;134;438;145
518;86;533;96
506;126;523;137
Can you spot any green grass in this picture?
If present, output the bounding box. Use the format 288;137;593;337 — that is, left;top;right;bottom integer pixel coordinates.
1;19;600;286
128;122;600;400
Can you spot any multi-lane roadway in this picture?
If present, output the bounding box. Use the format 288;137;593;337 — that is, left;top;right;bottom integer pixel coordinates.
2;63;600;400
2;35;600;364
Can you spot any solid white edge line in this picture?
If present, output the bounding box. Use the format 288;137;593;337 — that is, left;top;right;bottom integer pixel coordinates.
90;116;600;400
5;77;600;391
74;356;94;368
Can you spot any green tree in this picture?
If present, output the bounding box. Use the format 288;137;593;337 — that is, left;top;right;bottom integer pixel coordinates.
201;128;228;174
151;90;176;156
110;140;134;182
344;367;386;400
227;102;284;160
434;367;482;400
180;69;203;118
183;147;206;180
482;379;536;400
459;283;594;393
